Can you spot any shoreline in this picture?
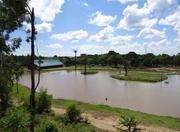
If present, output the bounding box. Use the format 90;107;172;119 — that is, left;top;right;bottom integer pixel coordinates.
12;85;180;131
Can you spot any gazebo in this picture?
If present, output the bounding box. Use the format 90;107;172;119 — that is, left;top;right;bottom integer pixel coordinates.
34;57;64;69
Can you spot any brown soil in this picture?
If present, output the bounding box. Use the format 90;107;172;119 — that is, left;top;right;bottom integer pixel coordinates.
52;107;179;132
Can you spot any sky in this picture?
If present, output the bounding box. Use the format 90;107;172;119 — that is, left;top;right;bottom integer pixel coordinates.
14;0;180;56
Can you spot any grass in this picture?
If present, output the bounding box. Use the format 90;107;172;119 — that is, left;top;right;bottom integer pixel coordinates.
13;84;180;130
11;85;102;132
81;70;98;75
111;71;168;82
53;99;180;130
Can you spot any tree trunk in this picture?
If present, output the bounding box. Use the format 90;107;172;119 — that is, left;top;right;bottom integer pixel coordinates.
75;52;77;71
85;63;87;74
125;66;128;76
30;8;36;132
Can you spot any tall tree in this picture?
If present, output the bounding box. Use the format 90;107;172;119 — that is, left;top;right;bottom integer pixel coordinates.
0;0;29;68
0;0;29;114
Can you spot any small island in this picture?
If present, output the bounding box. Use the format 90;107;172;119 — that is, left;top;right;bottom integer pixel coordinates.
81;70;98;75
111;71;168;82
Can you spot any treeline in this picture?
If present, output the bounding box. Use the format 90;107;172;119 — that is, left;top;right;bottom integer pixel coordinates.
13;51;180;68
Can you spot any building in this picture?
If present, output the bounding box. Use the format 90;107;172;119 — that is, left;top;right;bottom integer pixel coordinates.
34;57;64;69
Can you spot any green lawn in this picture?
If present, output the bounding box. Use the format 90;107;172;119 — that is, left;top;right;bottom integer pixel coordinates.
111;71;168;82
81;70;98;75
12;84;180;130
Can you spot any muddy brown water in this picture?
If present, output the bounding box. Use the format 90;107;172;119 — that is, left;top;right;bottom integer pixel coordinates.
19;70;180;118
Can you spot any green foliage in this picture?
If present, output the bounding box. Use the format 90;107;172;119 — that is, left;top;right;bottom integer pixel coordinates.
117;116;142;132
81;70;98;75
0;67;14;114
0;107;30;132
14;51;180;68
59;122;99;132
63;105;83;124
36;117;59;132
0;0;28;54
45;120;59;132
37;89;52;114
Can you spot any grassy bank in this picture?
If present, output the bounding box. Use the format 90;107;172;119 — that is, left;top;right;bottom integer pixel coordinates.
13;84;180;130
81;70;98;75
111;71;168;82
11;85;101;132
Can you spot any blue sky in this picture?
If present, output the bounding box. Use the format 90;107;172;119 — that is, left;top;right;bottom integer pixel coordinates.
14;0;180;56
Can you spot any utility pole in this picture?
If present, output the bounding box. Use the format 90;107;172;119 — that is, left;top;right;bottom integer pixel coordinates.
30;7;35;132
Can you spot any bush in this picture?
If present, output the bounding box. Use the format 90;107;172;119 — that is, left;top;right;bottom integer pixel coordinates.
63;105;83;124
37;89;52;114
117;116;142;132
0;107;30;132
45;120;59;132
36;117;59;132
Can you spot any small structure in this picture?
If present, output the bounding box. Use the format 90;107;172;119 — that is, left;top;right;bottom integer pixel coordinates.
34;57;64;69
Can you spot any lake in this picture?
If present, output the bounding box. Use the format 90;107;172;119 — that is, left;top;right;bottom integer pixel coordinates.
19;70;180;118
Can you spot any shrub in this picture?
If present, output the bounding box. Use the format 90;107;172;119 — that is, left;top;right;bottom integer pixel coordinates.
36;117;59;132
45;120;59;132
0;107;30;132
63;105;83;124
117;116;142;132
37;89;52;114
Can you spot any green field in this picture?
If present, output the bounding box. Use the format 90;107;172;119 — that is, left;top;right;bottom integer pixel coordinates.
12;84;180;130
111;71;168;82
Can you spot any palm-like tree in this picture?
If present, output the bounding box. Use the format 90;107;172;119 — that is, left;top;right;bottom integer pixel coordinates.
74;50;77;71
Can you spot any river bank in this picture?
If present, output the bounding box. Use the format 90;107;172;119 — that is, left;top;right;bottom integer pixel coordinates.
12;84;180;131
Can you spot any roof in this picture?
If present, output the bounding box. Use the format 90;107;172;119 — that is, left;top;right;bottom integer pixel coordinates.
34;57;63;68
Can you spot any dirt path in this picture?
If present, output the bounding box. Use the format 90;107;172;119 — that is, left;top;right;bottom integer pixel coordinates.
52;107;179;132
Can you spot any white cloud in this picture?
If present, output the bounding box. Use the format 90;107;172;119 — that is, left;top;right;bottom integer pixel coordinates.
89;11;116;27
159;7;180;42
109;39;180;55
147;0;177;14
51;30;88;42
159;9;180;32
72;44;107;54
22;22;52;33
137;28;165;40
47;43;62;49
29;0;65;22
110;35;133;46
36;22;52;33
107;0;137;4
84;2;88;7
89;26;114;42
117;4;157;30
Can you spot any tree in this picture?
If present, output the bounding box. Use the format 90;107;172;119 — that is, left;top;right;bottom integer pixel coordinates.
0;0;29;114
0;0;28;69
117;116;142;132
81;54;88;74
0;107;30;132
0;67;14;114
37;89;52;114
13;63;24;94
123;59;129;76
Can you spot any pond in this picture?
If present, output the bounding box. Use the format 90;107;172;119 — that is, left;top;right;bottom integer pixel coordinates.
19;70;180;118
